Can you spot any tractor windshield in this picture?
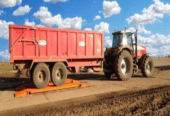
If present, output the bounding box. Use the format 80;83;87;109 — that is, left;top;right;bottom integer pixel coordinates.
126;32;133;46
112;34;123;48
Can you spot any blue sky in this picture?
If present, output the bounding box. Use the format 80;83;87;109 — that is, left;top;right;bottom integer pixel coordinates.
0;0;170;61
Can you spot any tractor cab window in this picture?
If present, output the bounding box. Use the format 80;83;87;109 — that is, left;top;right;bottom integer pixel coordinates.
126;32;133;46
112;34;123;48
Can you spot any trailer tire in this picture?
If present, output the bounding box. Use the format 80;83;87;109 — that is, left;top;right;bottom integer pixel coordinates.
114;50;133;81
52;63;67;86
33;63;50;88
141;56;154;77
30;69;33;82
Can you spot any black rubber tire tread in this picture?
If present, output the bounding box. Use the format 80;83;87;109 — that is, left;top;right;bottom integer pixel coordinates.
30;69;33;82
138;54;148;69
114;50;133;81
52;63;67;86
141;56;154;77
103;61;112;79
33;63;50;88
104;72;112;79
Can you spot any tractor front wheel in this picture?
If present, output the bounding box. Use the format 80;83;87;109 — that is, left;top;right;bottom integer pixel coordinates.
141;56;154;77
114;50;133;81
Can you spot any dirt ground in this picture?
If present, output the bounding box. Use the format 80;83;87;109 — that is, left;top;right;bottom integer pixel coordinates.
0;58;170;116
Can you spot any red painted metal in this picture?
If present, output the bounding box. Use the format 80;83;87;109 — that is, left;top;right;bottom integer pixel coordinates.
9;25;104;72
106;45;147;60
133;45;147;59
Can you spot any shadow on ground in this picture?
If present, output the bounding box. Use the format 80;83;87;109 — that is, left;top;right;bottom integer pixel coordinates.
68;73;145;81
0;66;163;91
0;72;146;91
155;65;170;71
0;76;30;91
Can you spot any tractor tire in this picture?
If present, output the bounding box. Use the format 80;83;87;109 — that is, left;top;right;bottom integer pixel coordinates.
114;50;133;81
51;63;67;86
104;72;112;79
33;63;50;88
141;56;154;77
103;61;112;79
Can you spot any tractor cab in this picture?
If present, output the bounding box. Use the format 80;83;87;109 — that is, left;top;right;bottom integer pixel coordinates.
112;30;133;49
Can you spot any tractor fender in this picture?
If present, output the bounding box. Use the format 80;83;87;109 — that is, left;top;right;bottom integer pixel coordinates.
138;53;149;69
113;47;133;56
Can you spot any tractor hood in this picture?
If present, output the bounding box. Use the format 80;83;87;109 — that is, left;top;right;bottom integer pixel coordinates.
133;45;147;59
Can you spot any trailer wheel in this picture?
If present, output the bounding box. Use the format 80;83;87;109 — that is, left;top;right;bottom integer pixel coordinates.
114;50;133;81
141;56;154;77
33;63;50;88
52;63;67;86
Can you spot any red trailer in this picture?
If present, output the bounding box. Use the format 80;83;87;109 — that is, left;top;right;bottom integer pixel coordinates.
9;25;104;88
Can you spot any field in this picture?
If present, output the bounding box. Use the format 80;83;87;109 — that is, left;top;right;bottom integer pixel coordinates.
0;62;15;75
0;58;170;116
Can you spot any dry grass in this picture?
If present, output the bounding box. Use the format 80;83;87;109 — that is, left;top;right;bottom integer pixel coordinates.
0;62;14;75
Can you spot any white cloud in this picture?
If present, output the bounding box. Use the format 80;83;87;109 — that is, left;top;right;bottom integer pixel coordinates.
33;6;52;19
138;26;151;34
128;27;136;32
0;0;22;7
138;34;170;46
59;17;84;29
84;28;92;31
43;0;68;3
104;36;112;48
94;15;101;20
0;49;10;61
102;1;121;18
126;0;170;25
94;21;109;33
138;33;170;57
34;6;84;29
40;14;62;27
0;20;14;39
146;45;170;57
129;26;151;35
24;19;45;27
13;5;31;16
24;19;35;26
36;24;45;27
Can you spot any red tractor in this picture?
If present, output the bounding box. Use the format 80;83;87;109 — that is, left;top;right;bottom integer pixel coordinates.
104;28;154;80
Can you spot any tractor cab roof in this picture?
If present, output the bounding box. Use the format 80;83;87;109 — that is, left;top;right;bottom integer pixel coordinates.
112;30;132;35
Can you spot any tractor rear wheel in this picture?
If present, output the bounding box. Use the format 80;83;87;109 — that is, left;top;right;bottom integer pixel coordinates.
141;56;154;77
104;72;112;79
103;61;112;79
114;50;133;81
